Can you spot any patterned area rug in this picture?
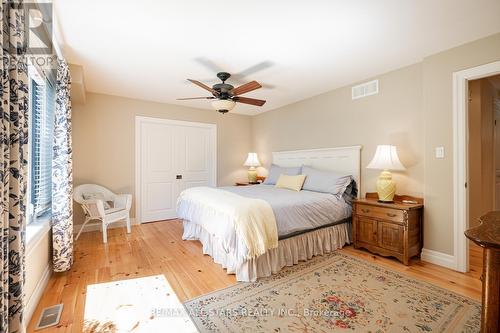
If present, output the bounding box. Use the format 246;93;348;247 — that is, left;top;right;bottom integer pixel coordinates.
184;252;480;332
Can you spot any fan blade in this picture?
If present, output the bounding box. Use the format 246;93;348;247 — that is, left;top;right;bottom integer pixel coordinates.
194;57;225;73
177;97;215;100
233;96;266;106
232;61;273;81
187;79;219;95
231;81;262;95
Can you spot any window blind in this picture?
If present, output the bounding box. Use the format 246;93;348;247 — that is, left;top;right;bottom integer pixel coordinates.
30;79;55;218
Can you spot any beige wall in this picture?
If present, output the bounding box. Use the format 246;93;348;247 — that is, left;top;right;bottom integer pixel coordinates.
422;32;500;254
252;32;500;256
252;63;424;198
72;93;253;224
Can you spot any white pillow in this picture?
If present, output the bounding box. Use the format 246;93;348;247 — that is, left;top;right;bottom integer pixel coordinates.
301;166;352;195
263;165;302;185
275;174;307;192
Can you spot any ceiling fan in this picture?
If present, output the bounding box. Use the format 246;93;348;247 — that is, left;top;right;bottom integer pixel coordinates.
177;72;266;114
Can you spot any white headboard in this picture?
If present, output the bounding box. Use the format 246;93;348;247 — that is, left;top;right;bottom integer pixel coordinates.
272;146;362;198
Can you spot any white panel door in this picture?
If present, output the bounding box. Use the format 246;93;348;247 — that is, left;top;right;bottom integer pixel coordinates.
177;125;215;192
137;117;216;223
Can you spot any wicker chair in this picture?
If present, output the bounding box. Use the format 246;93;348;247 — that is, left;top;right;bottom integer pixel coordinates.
73;184;132;243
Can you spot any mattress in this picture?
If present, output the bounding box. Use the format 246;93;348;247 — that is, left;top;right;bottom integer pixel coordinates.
220;184;352;238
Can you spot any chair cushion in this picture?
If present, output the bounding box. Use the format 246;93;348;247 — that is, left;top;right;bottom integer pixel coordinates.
82;192;112;209
104;207;125;214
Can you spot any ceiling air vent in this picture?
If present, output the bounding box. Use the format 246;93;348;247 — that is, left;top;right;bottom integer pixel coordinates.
352;80;379;100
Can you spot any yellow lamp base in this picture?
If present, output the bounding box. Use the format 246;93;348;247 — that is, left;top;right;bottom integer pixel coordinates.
376;170;396;202
247;167;258;183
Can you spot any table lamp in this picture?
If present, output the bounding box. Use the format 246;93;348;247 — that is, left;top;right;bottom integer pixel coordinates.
366;145;405;202
244;153;261;183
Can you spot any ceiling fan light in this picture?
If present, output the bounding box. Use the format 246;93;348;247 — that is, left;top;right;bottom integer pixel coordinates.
211;99;236;112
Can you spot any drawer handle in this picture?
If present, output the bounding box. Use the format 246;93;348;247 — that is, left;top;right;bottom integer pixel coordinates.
361;208;370;213
387;213;397;217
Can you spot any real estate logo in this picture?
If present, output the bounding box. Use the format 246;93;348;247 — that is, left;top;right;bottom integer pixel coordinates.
26;2;53;55
4;2;53;56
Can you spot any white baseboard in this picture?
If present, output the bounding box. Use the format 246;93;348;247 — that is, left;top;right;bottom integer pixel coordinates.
73;218;137;234
420;248;456;270
25;264;51;328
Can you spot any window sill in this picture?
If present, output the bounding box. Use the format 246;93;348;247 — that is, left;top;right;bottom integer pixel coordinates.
26;216;51;256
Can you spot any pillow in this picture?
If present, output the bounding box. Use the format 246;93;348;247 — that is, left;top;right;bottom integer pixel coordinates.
275;174;307;192
263;165;302;185
301;166;352;196
342;180;358;205
82;192;112;210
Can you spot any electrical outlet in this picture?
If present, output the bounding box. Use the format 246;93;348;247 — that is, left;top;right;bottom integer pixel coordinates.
435;146;445;159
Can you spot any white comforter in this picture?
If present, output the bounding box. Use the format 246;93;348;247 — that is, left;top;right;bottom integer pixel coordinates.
176;187;278;260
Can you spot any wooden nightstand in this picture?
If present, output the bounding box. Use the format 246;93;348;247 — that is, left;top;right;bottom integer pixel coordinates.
235;176;265;186
235;182;260;186
353;192;424;265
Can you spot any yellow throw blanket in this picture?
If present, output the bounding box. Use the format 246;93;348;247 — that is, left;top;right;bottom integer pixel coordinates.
177;187;278;259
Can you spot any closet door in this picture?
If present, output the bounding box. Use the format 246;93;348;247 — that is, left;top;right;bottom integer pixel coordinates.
137;117;216;223
176;124;216;193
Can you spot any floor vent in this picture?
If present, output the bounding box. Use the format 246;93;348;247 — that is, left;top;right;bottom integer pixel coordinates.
35;304;63;330
352;79;379;100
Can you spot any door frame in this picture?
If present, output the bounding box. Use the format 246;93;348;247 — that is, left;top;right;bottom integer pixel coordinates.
453;60;500;272
135;116;217;224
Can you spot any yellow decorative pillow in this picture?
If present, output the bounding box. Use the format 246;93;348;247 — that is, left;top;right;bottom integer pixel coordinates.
275;174;307;192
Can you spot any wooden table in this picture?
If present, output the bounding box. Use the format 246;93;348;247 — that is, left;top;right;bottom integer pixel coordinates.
465;211;500;333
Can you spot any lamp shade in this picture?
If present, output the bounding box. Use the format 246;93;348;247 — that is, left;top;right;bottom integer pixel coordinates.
244;153;261;167
211;99;236;112
366;145;405;171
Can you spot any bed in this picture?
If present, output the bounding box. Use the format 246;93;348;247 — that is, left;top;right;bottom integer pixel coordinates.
177;146;361;281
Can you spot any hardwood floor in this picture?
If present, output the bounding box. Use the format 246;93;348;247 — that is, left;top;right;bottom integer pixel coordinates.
28;220;482;332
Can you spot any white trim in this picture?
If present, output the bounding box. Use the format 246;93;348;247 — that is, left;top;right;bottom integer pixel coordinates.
135;116;217;224
26;217;51;256
73;218;137;234
420;248;456;270
24;264;51;328
453;60;500;272
272;146;362;198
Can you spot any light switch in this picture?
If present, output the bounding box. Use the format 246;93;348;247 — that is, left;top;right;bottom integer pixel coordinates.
435;146;445;159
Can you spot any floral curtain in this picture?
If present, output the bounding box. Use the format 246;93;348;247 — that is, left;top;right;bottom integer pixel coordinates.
0;1;29;332
51;58;73;272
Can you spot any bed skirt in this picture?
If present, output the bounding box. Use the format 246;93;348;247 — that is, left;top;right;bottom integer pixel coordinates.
182;221;351;282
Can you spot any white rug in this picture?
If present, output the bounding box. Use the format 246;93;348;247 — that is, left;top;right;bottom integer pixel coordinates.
83;275;197;333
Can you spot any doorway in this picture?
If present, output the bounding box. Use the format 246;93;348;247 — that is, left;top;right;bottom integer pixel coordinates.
453;60;500;273
135;117;217;223
467;74;500;275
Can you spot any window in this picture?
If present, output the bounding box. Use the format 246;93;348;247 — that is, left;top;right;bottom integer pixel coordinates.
28;70;55;222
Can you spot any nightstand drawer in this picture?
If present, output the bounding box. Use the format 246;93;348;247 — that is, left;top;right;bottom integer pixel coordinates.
356;204;403;223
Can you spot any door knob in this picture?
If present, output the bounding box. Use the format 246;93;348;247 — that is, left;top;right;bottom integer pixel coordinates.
176;175;182;179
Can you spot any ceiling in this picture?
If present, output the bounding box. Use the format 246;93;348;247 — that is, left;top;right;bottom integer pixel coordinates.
54;0;500;115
